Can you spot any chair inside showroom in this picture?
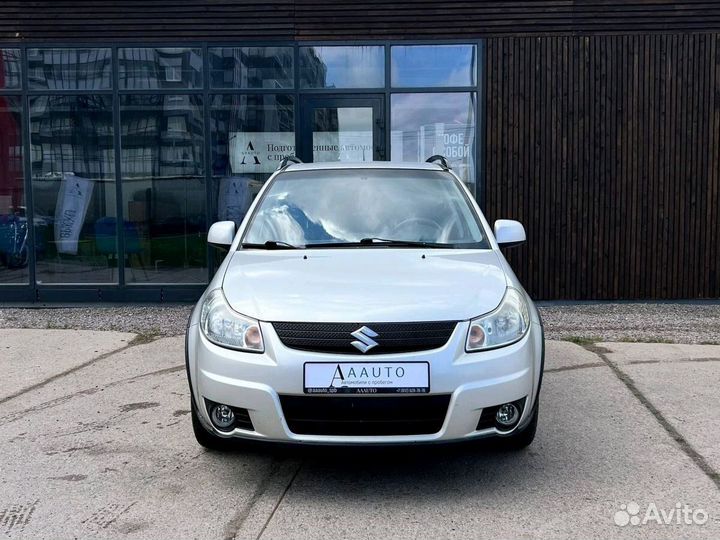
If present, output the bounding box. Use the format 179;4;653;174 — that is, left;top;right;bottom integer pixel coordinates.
94;217;148;280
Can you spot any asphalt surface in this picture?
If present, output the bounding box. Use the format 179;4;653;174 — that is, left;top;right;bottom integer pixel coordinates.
0;331;719;539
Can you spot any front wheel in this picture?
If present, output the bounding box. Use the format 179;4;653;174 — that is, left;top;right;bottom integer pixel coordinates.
191;397;237;451
497;400;538;451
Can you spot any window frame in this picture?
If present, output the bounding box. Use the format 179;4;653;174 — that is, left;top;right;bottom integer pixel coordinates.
0;40;485;302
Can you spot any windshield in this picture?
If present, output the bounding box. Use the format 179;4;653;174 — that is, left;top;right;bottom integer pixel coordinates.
241;168;489;249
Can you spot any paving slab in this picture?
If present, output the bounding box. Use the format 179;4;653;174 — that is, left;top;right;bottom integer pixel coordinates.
544;340;605;372
597;342;720;365
0;336;718;539
0;335;276;539
258;365;720;540
601;342;720;475
0;329;135;402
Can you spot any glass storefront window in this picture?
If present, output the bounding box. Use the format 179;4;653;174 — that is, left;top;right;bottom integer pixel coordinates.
30;95;116;284
120;94;206;284
0;49;22;89
1;41;483;297
311;106;375;162
209;47;293;89
300;46;384;89
27;48;112;90
0;96;27;283
391;92;476;191
210;94;295;227
391;45;476;88
119;48;203;90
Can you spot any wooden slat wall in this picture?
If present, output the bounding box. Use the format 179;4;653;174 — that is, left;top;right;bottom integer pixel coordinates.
485;34;720;299
2;1;720;41
0;0;296;41
295;1;720;38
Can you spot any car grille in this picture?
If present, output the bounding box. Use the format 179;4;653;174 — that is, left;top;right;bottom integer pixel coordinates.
279;395;451;436
272;321;458;355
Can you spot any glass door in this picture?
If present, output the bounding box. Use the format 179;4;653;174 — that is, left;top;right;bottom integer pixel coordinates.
299;95;385;163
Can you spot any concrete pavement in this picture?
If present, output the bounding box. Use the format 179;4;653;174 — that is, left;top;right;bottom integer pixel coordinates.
0;329;718;539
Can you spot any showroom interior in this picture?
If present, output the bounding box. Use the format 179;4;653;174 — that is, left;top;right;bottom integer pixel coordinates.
0;44;481;301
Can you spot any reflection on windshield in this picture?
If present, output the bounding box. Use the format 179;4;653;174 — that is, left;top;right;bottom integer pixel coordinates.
242;169;488;249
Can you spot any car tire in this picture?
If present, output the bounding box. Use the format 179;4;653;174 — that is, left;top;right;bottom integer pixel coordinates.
191;397;236;451
498;400;538;451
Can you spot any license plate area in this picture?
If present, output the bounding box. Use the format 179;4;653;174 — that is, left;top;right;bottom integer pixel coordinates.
304;362;430;394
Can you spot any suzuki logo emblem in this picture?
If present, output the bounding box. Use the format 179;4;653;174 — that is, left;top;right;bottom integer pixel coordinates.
351;326;379;353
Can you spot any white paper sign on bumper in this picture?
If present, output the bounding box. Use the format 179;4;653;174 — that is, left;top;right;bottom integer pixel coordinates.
54;173;94;255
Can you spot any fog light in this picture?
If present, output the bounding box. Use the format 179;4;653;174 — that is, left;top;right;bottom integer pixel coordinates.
210;404;235;430
495;403;519;427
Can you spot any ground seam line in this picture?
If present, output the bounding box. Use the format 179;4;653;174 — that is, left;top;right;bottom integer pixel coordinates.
544;362;606;373
583;343;720;491
222;459;282;540
0;335;150;407
254;461;304;540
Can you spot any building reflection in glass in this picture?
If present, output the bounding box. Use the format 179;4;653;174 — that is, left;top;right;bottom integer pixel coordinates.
299;46;384;89
391;92;476;192
119;48;203;89
4;44;481;291
30;95;117;284
27;48;112;90
0;49;21;89
120;94;206;283
209;47;294;89
210;93;294;232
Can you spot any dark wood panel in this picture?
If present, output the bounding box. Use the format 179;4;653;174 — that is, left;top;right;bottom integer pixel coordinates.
0;0;296;41
3;1;720;41
485;34;720;299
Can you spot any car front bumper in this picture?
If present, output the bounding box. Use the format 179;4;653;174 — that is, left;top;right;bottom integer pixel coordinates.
187;320;544;444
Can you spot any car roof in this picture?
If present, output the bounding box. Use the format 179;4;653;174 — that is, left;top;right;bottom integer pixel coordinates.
280;161;447;172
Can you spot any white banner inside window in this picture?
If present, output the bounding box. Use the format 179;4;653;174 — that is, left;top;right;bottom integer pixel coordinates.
53;173;95;255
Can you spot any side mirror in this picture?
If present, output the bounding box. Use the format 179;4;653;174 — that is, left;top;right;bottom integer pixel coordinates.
208;221;236;250
494;219;526;248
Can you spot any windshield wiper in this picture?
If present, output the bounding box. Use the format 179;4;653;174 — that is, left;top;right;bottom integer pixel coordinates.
359;237;447;248
300;238;448;248
241;240;300;250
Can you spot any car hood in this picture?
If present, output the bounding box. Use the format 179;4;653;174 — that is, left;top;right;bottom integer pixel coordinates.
222;249;508;323
223;248;506;322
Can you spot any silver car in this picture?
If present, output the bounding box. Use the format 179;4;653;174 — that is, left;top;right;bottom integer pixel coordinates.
186;158;544;450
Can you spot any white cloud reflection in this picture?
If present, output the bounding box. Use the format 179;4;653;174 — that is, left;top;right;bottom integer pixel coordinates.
244;170;484;246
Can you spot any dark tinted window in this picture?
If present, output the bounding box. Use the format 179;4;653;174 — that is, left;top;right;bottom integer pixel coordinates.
210;94;295;228
209;47;293;89
30;95;116;284
0;49;21;89
28;48;112;90
0;96;27;283
119;48;203;89
120;94;206;284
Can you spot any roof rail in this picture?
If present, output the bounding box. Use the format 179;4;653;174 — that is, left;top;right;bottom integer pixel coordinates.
425;155;451;170
277;155;303;170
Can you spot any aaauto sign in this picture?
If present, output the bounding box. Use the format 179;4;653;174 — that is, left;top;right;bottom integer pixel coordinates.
229;132;296;174
230;131;375;173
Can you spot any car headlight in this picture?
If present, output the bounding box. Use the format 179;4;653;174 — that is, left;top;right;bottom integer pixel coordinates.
200;289;264;352
466;287;530;351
